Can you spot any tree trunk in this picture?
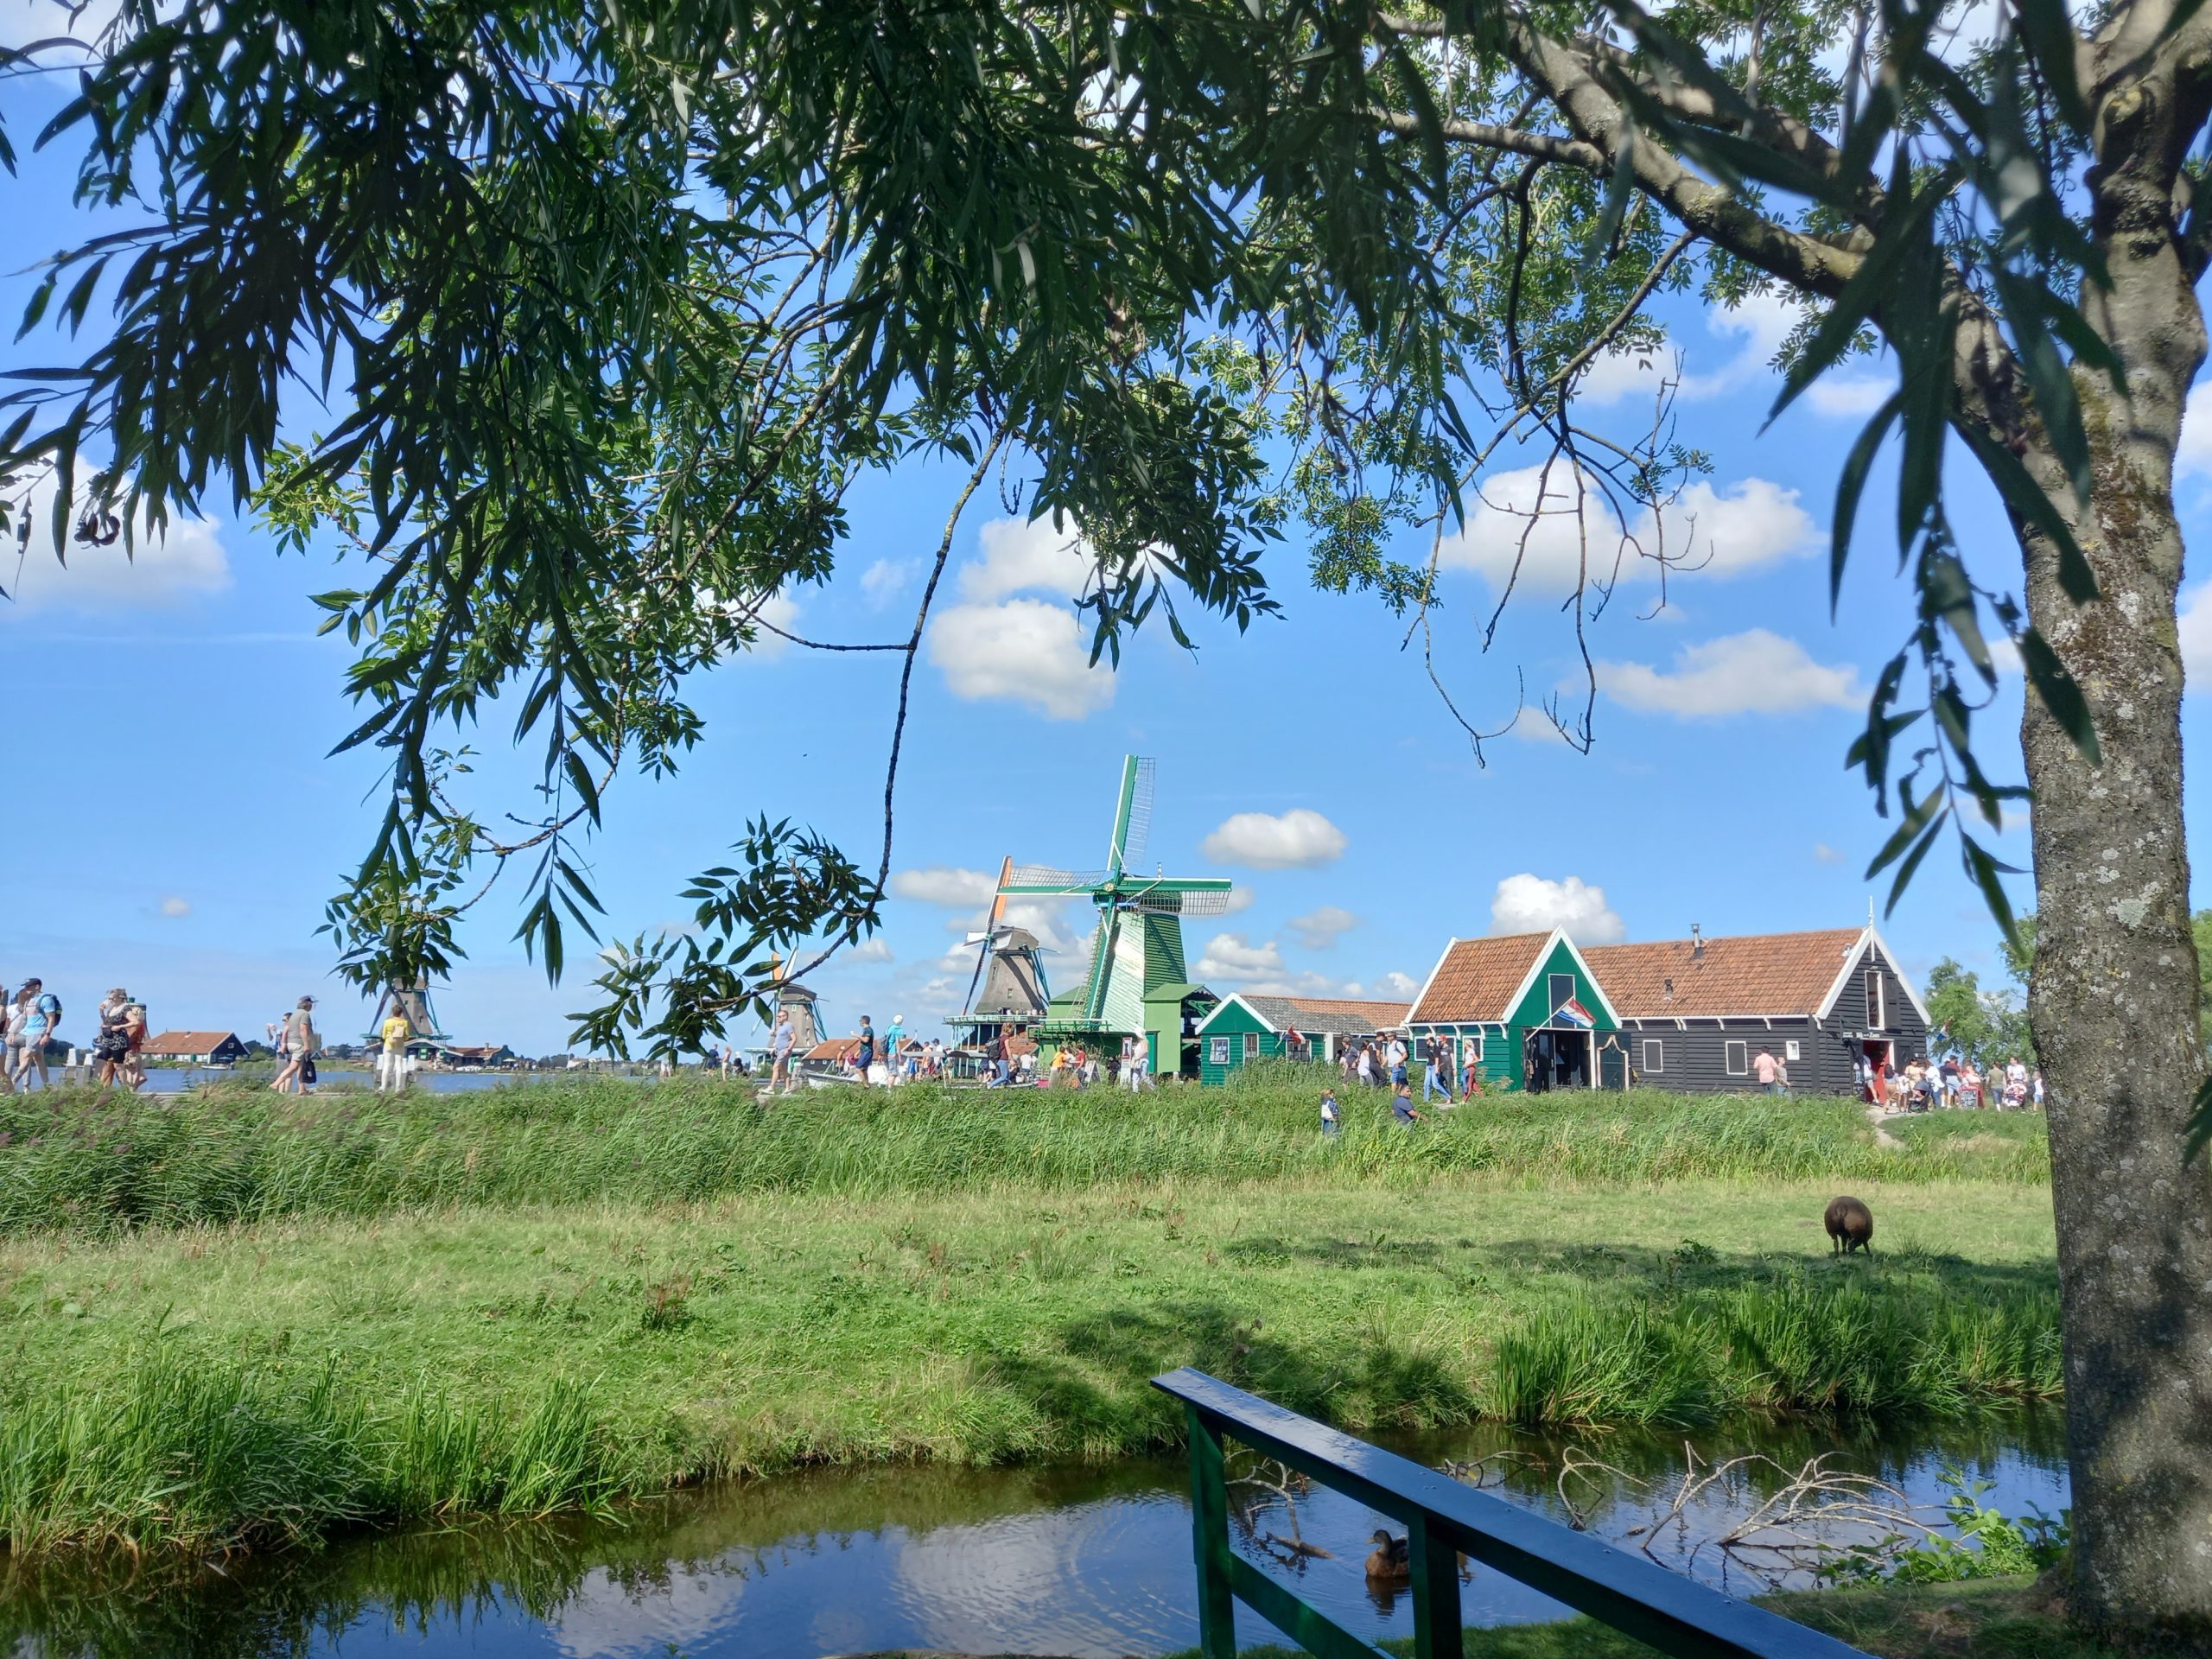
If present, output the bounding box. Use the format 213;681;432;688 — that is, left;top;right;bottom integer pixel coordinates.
2018;72;2212;1640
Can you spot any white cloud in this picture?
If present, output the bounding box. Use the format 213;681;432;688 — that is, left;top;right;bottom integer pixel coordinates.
1595;629;1861;718
960;516;1095;602
2182;385;2212;480
1489;874;1627;944
2;493;231;616
1808;377;1897;417
849;938;894;964
1223;886;1256;913
1575;295;1897;423
2180;578;2212;690
1574;294;1797;410
1286;906;1359;950
1202;808;1347;869
158;895;191;918
1192;930;1391;1000
1378;970;1419;998
1195;932;1286;980
859;558;915;609
927;597;1113;720
892;868;1001;908
1813;843;1846;866
924;517;1119;720
1438;470;1816;594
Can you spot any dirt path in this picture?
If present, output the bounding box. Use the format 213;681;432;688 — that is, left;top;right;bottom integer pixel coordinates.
1867;1102;1905;1149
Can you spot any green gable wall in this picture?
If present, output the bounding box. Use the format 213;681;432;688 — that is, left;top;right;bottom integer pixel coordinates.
1198;999;1274;1086
1503;938;1616;1030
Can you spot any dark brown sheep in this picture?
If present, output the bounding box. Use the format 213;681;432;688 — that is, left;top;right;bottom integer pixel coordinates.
1824;1195;1874;1255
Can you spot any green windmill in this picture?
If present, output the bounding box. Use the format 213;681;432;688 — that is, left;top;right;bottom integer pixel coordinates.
1005;755;1234;1077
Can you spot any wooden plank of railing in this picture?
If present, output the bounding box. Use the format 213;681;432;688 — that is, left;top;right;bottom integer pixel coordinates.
1154;1368;1872;1659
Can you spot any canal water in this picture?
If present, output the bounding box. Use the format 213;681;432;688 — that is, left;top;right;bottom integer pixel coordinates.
0;1408;2067;1659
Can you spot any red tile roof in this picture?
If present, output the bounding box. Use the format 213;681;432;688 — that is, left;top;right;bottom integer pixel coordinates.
1583;928;1865;1018
1406;934;1551;1024
142;1030;240;1055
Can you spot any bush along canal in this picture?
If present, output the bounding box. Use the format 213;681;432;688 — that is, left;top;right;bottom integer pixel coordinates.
0;1407;2069;1658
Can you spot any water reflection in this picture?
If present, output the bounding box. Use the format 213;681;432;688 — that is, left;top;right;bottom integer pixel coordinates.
0;1409;2068;1659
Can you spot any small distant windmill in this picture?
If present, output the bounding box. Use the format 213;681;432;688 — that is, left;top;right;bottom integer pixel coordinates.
947;857;1054;1050
1005;755;1234;1074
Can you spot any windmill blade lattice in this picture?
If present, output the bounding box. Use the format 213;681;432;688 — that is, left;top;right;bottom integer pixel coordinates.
1112;756;1154;874
1005;864;1109;892
1128;887;1235;917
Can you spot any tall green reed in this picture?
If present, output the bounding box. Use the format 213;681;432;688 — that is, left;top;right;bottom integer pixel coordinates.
0;1077;2049;1236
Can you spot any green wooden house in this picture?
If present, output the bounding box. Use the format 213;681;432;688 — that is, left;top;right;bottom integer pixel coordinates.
1402;930;1625;1092
1193;994;1414;1085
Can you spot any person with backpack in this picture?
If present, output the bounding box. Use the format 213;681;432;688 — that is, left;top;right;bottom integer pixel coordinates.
11;979;60;1090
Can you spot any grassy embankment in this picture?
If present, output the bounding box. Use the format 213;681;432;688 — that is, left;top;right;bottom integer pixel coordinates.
0;1077;2056;1558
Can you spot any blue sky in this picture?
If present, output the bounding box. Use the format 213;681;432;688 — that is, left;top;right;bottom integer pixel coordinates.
4;22;2210;1054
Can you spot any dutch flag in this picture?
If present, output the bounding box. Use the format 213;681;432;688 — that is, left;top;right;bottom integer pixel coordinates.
1554;997;1596;1028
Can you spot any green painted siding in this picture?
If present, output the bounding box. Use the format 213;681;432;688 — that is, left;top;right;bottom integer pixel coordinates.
1198;1000;1272;1085
1503;939;1615;1031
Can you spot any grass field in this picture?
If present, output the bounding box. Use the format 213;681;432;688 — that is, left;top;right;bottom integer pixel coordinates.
0;1076;2062;1560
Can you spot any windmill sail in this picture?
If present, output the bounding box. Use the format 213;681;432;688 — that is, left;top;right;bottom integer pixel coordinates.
1128;886;1235;916
1109;755;1154;875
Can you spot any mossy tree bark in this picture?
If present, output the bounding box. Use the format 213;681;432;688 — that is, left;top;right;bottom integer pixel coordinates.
2012;27;2212;1643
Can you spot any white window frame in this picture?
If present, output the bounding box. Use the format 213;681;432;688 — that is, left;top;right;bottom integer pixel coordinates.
1866;969;1886;1029
1548;972;1576;1014
1725;1039;1750;1077
1641;1039;1664;1074
1209;1036;1230;1066
1243;1032;1260;1058
1784;1039;1802;1062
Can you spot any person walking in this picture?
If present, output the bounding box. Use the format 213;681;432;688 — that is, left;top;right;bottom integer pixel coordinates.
1460;1043;1482;1100
1385;1033;1408;1087
769;1010;795;1093
1421;1033;1454;1107
854;1015;876;1083
885;1014;906;1084
1355;1041;1374;1090
11;979;60;1090
1751;1047;1783;1096
93;988;131;1089
270;997;317;1094
119;999;149;1090
377;1003;413;1093
1319;1084;1341;1139
2031;1067;2045;1109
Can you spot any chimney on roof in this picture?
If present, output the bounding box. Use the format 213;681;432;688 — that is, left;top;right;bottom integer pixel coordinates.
1691;923;1704;960
1662;977;1675;1001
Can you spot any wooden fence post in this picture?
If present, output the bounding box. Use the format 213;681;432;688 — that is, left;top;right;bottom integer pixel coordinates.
1186;1402;1237;1659
1408;1511;1463;1659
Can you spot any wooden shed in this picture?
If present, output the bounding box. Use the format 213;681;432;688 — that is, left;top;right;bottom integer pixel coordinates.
1194;995;1411;1085
1581;924;1928;1093
1402;931;1624;1092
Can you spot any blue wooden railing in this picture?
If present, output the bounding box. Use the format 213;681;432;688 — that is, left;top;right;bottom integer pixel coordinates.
1152;1370;1872;1659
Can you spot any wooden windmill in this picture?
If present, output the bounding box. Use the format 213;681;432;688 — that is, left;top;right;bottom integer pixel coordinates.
1007;755;1233;1075
945;855;1055;1051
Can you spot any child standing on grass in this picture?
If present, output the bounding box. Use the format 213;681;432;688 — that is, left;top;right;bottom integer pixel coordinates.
1319;1086;1340;1138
